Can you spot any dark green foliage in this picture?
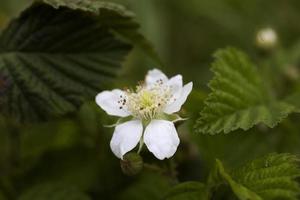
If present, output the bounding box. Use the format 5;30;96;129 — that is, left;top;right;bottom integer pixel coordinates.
195;48;295;134
209;154;300;200
0;1;132;122
164;154;300;200
43;0;133;15
231;154;300;200
211;159;262;200
0;0;158;123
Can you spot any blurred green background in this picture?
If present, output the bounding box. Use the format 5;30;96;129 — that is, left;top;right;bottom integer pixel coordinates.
1;0;300;199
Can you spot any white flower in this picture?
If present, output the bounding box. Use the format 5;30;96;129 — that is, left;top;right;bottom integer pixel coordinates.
95;69;193;160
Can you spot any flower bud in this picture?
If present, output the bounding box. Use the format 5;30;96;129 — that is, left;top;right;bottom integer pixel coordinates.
256;27;278;50
120;152;143;176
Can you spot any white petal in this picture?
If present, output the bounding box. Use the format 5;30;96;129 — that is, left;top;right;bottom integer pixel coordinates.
144;120;180;160
167;75;183;99
95;89;130;117
145;68;168;87
164;82;193;114
110;120;143;159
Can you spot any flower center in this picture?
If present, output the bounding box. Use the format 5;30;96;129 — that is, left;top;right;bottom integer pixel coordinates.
125;84;172;120
140;90;155;108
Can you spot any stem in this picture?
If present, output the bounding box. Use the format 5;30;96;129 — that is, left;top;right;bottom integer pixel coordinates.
137;136;144;154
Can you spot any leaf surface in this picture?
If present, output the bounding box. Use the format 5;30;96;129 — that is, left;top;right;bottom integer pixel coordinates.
209;154;300;200
195;48;295;134
0;0;155;122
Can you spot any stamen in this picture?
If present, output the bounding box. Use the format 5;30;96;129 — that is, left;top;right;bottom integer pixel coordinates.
125;81;172;120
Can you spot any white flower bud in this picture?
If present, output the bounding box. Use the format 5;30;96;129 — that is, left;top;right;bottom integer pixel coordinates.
256;28;278;50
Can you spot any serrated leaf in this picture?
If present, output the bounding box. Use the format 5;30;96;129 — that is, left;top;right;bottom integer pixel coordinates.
43;0;134;16
0;1;131;122
44;0;163;65
232;153;300;200
195;48;295;134
212;159;263;200
0;1;143;123
210;154;300;200
18;183;90;200
44;0;164;65
164;181;208;200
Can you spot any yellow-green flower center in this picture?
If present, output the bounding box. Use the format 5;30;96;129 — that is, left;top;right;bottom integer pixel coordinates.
140;90;155;108
125;84;172;120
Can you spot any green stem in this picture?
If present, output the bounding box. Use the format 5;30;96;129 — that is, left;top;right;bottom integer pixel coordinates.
137;137;144;154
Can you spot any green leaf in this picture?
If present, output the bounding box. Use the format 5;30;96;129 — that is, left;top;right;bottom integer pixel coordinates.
209;154;300;200
43;0;134;16
232;153;300;200
43;0;163;65
212;159;263;200
0;1;134;122
195;47;295;134
285;92;300;112
18;183;90;200
164;181;208;200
